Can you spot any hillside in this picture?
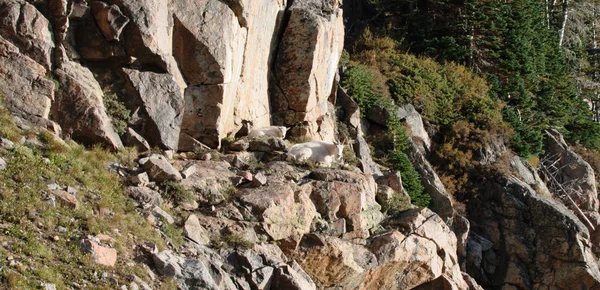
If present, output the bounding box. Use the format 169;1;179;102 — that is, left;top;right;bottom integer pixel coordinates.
1;0;600;289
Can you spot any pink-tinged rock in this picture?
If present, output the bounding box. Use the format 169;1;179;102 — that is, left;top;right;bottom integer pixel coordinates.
51;189;79;209
271;0;344;141
90;1;129;41
0;38;54;128
0;0;54;69
80;239;117;267
52;61;122;150
237;182;316;241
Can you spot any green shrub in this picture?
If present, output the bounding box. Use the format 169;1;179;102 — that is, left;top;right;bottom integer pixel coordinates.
388;149;429;207
163;181;195;204
103;93;130;136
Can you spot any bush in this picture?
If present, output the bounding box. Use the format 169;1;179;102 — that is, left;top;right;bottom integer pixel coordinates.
103;93;130;136
388;149;429;207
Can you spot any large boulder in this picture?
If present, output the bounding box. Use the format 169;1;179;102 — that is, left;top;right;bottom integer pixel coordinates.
153;249;237;290
0;0;54;69
467;175;600;289
90;1;129;41
52;61;122;149
117;0;185;87
372;208;468;289
0;38;54;127
123;68;184;150
236;182;316;241
308;169;384;239
289;234;378;288
271;0;344;142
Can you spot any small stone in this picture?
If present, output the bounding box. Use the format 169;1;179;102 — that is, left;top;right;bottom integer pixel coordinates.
46;182;60;191
96;234;114;243
123;128;151;151
130;172;150;186
237;171;253;181
53;235;60;242
232;155;249;169
143;157;182;182
181;164;197;179
51;190;79;209
164;150;175;160
184;214;210;245
57;226;67;233
178;199;198;211
0;157;6;170
43;283;57;290
251;172;267;187
152;206;175;224
139;242;158;255
80;239;117;267
229;138;250;151
200;153;212;161
0;138;15;149
66;186;78;196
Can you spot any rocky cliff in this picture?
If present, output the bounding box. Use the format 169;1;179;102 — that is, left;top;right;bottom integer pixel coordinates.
0;0;343;151
2;0;600;290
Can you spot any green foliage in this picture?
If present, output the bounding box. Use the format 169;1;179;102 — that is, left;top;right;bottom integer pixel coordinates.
385;193;412;214
342;146;360;167
387;53;504;131
0;102;166;288
367;0;592;156
103;93;130;136
388;150;429;207
162;181;195;204
211;233;253;250
341;65;384;114
161;221;184;249
566;116;600;150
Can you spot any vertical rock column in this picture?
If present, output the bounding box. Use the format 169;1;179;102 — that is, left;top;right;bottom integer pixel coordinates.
173;0;247;149
271;0;344;142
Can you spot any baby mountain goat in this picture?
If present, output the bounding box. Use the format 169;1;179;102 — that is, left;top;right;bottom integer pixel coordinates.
247;126;289;138
286;140;346;167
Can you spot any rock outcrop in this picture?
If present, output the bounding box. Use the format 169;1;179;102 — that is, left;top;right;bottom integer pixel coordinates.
271;0;344;142
123;68;184;150
52;61;122;149
0;38;54;127
467;175;600;289
0;0;54;69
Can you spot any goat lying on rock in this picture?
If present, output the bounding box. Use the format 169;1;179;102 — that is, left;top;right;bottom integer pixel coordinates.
247;126;289;138
286;140;345;167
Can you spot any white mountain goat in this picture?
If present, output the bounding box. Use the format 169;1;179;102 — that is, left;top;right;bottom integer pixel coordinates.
247;126;289;138
286;140;346;167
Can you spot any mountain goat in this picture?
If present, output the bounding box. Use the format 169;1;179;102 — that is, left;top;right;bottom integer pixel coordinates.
286;140;345;167
247;126;289;138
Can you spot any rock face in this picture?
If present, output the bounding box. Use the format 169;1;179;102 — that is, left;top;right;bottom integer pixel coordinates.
123;68;184;150
52;61;122;150
407;142;454;223
271;0;344;142
0;0;54;69
0;38;54;127
467;175;600;289
542;130;600;230
291;209;474;289
236;182;316;241
308;169;384;239
175;0;290;149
